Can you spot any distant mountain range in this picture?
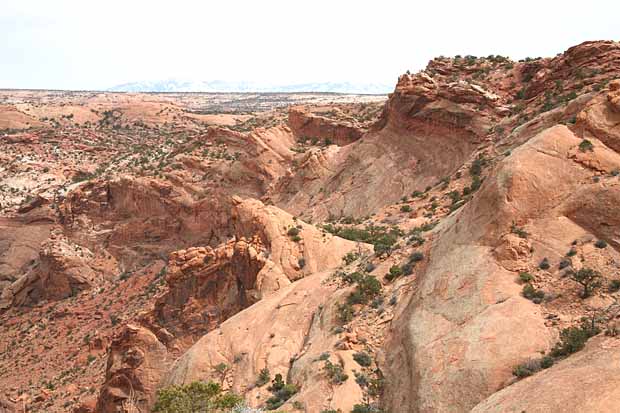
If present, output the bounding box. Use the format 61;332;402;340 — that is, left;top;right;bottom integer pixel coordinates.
107;79;392;94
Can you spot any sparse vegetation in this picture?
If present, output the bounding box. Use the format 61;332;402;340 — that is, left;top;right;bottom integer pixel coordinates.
322;224;402;257
518;272;534;283
579;139;594;152
266;374;298;410
153;381;241;413
594;239;608;249
324;360;348;384
256;367;270;387
510;223;528;239
550;319;600;357
568;267;601;298
352;351;372;367
522;283;545;303
385;265;403;281
609;279;620;293
347;274;382;305
343;252;360;265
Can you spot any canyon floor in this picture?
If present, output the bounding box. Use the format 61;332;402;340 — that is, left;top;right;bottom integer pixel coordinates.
2;40;620;413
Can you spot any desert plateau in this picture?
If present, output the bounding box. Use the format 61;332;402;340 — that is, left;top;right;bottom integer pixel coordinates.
2;1;620;412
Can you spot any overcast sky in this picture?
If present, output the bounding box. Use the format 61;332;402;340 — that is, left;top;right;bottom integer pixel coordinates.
2;0;619;90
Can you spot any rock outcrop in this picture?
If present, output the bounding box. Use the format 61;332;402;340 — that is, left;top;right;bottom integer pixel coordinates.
96;324;173;413
576;79;620;152
288;106;364;146
95;195;366;413
150;238;268;348
161;271;366;412
472;337;620;412
1;235;102;308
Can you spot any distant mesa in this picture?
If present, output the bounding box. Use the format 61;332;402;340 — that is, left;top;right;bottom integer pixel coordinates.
107;79;393;94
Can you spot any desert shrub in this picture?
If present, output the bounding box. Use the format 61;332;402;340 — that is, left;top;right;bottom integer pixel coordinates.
401;262;414;276
291;235;301;242
569;268;601;298
318;352;330;361
266;374;298;410
287;227;300;237
337;303;355;323
385;265;403;281
370;295;384;309
321;224;402;257
407;231;425;247
354;371;369;388
351;405;382;413
595;239;608;249
324;360;348;384
400;251;424;276
519;272;534;283
152;381;241;413
511;223;528;239
559;259;571;270
400;205;412;213
348;274;381;305
579;139;594;152
550;323;598;357
352;351;372;367
447;190;461;205
566;248;577;257
539;258;550;270
540;355;554;369
214;363;228;374
256;367;270;387
522;283;545;303
512;358;541;378
469;155;487;177
342;252;360;265
338;271;363;285
297;258;306;269
609;279;620;292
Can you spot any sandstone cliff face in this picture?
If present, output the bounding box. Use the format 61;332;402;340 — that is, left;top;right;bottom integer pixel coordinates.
384;124;620;412
288;106;364;146
150;239;267;348
272;70;499;221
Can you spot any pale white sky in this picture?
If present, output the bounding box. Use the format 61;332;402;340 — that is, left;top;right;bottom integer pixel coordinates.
1;0;619;90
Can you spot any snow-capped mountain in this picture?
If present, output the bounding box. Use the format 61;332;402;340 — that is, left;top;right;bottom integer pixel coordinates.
107;79;392;94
